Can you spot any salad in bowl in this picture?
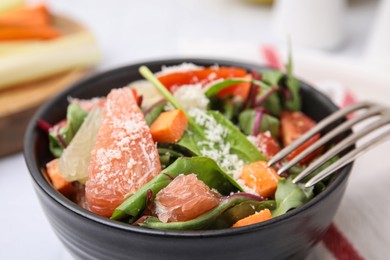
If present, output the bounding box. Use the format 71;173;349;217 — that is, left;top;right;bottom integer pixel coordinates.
38;59;335;230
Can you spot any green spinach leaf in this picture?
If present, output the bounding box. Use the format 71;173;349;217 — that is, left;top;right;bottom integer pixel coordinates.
257;70;283;116
263;70;284;86
178;110;266;174
272;178;313;217
111;157;241;221
284;50;301;111
238;109;280;138
49;103;88;157
139;196;275;230
210;200;276;229
144;100;166;126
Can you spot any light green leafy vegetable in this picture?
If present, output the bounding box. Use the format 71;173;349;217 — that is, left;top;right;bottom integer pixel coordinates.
144;100;167;126
262;70;283;116
49;103;88;157
284;48;301;111
272;178;313;217
238;109;280;138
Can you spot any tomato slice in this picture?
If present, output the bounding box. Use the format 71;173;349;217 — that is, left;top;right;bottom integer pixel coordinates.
253;132;281;160
157;67;249;99
281;111;321;164
252;132;282;170
217;74;252;101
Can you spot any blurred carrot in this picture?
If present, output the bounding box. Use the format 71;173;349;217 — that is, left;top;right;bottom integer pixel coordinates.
150;109;188;143
0;3;61;40
46;159;74;197
0;4;49;27
231;209;272;228
0;25;60;40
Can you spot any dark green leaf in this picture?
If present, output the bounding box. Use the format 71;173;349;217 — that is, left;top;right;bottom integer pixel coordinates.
139;196;275;230
262;70;283;86
238;109;255;136
144;101;166;126
178;111;266;173
49;103;88;157
260;114;280;139
238;109;280;138
157;147;183;168
221;98;243;122
111;157;241;221
284;50;301;111
272;178;313;217
263;92;282;117
210;200;276;229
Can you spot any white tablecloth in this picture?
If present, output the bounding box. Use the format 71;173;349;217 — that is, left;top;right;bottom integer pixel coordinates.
1;1;388;259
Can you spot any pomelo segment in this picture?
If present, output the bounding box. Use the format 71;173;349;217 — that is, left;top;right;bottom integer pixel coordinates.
58;107;103;184
127;79;163;107
154;174;221;223
85;88;161;217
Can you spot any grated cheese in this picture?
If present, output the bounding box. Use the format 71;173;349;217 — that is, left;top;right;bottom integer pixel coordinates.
189;108;244;179
157;63;204;76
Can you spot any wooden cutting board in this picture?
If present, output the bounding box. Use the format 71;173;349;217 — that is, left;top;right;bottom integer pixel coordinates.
0;16;91;157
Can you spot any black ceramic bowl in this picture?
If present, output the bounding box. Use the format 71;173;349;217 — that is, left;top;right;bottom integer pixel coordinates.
24;58;352;260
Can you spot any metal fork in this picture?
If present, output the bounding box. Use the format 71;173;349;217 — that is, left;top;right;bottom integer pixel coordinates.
268;101;390;187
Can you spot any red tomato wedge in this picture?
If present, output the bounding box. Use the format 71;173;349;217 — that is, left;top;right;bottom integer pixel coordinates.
157;67;250;100
85;88;161;217
253;132;281;160
281;111;321;164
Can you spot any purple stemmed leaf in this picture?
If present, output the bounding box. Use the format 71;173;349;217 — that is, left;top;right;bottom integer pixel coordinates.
253;108;264;136
36;119;52;134
224;192;265;202
254;87;278;107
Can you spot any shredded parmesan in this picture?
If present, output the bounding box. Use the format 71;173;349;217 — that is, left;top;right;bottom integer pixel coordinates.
157;63;204;76
165;84;210;112
188;108;244;179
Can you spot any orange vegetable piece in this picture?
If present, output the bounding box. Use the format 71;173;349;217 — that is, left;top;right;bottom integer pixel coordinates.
150;109;188;143
46;159;73;197
0;5;50;27
0;25;60;40
86;88;161;217
232;209;272;228
239;161;280;198
0;4;61;41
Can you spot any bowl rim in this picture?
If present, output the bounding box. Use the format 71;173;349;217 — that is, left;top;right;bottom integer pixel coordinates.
23;57;352;238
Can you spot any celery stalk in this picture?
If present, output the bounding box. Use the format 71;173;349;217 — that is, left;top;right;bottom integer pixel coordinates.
0;31;101;89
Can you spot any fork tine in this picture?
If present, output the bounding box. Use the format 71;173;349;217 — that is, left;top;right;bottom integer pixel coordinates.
293;113;390;184
277;105;386;175
304;127;390;187
268;101;374;167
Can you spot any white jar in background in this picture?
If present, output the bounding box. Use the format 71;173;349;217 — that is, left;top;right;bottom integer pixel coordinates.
272;0;347;50
365;0;390;69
